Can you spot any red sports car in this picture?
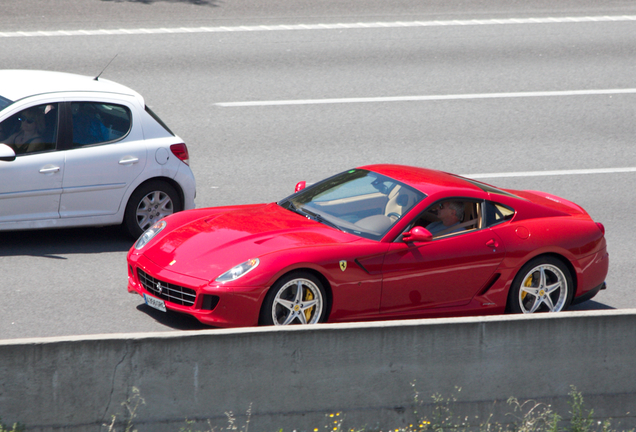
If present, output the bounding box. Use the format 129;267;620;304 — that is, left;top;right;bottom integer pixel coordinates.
126;164;608;327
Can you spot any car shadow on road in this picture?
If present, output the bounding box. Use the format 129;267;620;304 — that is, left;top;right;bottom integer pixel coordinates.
136;299;616;333
136;304;213;331
567;300;615;311
0;226;135;257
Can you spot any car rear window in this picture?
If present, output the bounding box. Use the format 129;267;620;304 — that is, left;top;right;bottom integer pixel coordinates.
453;175;523;199
485;201;515;226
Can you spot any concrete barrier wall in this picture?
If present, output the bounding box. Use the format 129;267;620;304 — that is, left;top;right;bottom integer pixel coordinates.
1;309;636;432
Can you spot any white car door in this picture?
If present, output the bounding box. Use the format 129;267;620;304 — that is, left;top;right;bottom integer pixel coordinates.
0;102;63;224
0;151;65;223
59;100;147;218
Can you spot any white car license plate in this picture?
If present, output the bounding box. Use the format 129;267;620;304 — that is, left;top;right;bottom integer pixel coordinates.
144;293;166;312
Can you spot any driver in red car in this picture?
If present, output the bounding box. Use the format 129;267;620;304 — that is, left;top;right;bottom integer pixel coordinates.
426;201;464;235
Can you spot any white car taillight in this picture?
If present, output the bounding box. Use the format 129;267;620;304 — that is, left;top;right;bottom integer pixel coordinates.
170;143;190;166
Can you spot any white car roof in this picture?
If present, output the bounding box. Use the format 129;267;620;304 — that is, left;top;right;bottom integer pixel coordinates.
0;70;142;103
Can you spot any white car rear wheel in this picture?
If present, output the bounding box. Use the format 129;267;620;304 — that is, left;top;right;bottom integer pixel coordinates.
124;180;181;238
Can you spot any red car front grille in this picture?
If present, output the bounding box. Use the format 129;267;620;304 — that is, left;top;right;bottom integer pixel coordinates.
137;268;196;307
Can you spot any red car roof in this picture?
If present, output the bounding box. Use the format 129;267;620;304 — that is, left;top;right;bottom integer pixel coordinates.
360;164;482;195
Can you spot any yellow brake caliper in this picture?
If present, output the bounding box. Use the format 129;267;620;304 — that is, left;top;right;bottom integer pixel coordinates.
522;273;534;300
304;288;315;322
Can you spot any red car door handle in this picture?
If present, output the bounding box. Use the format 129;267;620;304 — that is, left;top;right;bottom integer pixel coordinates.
486;239;499;248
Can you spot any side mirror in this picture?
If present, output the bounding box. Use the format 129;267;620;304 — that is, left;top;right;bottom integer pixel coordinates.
0;144;16;162
295;181;306;193
402;226;433;243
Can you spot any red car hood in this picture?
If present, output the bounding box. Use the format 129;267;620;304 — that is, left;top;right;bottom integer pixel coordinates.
142;203;359;281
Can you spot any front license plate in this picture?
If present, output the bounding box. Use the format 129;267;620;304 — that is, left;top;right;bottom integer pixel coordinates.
144;293;166;312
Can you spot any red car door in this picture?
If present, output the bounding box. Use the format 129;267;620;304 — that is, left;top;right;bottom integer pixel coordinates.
379;228;506;314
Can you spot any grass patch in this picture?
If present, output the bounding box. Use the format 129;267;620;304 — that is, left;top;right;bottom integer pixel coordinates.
0;419;24;432
3;386;631;432
110;385;630;432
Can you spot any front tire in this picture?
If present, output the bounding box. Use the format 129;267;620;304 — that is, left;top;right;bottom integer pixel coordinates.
509;256;573;314
124;180;181;238
260;272;327;325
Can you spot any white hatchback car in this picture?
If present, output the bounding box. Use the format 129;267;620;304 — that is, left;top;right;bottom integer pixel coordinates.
0;70;196;238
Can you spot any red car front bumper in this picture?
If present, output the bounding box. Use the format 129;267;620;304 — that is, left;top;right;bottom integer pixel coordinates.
127;254;266;328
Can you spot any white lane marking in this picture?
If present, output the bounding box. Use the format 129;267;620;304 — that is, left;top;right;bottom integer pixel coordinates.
215;88;636;107
462;167;636;179
1;15;636;38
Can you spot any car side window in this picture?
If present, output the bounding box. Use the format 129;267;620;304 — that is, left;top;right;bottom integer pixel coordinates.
71;102;131;148
0;103;58;155
408;199;482;239
484;201;515;227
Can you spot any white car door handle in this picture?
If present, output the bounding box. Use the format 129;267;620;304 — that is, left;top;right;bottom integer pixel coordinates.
39;166;61;174
119;157;139;165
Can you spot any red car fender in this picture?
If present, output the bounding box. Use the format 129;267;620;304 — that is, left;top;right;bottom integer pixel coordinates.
252;242;389;321
493;217;605;297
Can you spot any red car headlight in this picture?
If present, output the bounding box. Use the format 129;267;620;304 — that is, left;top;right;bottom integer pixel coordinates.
134;220;167;249
215;258;260;283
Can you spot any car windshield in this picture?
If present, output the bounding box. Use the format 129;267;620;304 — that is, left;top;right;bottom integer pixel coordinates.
0;95;13;112
279;169;425;240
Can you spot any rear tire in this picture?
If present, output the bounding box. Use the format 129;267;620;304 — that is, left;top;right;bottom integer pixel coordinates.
508;256;573;313
124;180;181;238
259;272;327;326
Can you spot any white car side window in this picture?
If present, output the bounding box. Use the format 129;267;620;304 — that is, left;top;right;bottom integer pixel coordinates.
0;103;58;155
71;102;131;147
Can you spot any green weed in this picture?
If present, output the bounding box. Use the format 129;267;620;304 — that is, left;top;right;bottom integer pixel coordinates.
4;386;632;432
0;418;24;432
103;386;146;432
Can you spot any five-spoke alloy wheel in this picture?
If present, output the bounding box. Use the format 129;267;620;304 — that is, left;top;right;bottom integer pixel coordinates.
509;257;573;313
124;180;181;238
260;272;327;325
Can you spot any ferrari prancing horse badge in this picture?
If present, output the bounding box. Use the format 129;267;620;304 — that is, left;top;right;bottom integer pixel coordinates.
339;260;347;271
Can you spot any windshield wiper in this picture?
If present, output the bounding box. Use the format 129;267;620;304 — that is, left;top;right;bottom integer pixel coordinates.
300;208;344;232
284;201;315;220
283;201;344;232
285;201;307;217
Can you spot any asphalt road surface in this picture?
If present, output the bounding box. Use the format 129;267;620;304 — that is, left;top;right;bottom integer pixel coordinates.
1;0;635;340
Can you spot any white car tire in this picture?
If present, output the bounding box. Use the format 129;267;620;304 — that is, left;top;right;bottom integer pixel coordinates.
124;180;182;238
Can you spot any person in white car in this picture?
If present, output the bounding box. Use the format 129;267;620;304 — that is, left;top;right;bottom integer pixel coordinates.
2;108;45;154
